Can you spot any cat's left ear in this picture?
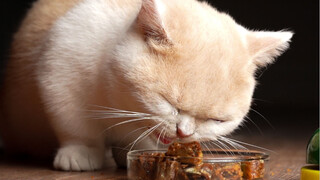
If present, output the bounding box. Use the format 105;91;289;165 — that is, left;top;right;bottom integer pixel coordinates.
246;30;293;67
137;0;172;45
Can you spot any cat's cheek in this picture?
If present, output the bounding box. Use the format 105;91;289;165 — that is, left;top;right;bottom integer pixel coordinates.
215;120;243;136
196;120;241;139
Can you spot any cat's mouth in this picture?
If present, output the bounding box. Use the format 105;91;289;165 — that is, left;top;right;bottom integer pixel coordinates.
154;132;174;145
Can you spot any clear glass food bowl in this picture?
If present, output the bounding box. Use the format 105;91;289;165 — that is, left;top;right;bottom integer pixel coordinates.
127;149;269;180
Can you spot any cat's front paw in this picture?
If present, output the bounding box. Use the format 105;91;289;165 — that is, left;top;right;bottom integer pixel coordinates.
54;144;104;171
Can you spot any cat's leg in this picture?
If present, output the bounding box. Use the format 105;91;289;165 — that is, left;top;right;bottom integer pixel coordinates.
46;99;106;171
54;144;105;171
48;99;105;171
37;66;107;171
49;108;106;171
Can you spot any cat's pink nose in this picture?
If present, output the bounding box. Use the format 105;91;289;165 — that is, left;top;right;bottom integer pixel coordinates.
176;127;192;138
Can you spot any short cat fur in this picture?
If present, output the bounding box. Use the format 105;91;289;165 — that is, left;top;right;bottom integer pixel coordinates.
0;0;292;171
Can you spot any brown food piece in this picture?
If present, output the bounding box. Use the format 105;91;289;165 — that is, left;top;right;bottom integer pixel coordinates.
199;163;215;179
129;152;165;179
241;160;265;179
175;169;190;180
178;162;243;180
185;165;210;180
186;172;206;180
210;162;243;180
155;159;181;180
166;141;203;165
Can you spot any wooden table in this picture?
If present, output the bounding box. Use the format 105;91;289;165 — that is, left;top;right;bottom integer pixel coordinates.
0;128;314;180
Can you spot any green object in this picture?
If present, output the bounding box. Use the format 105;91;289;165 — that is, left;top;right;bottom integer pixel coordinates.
307;129;319;164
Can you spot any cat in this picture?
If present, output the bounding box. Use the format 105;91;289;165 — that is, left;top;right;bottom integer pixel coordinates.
0;0;292;171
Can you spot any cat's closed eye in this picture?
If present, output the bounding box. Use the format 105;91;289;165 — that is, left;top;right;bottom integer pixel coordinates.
207;118;225;123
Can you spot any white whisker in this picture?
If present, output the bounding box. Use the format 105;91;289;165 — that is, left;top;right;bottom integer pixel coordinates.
87;109;147;115
99;117;154;136
201;142;214;156
87;105;151;116
88;113;149;120
218;136;248;151
118;126;149;145
216;140;234;155
86;107;153;120
202;142;218;152
128;122;164;151
156;127;165;150
208;141;228;155
162;126;168;146
117;126;156;156
239;121;253;134
250;108;275;130
245;116;263;135
130;122;162;151
119;127;155;155
224;137;276;154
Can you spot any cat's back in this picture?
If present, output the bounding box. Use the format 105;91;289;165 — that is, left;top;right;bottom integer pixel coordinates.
1;0;142;156
6;0;81;81
0;0;80;156
11;0;80;59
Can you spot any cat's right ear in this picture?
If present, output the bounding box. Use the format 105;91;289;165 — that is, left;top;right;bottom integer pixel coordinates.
246;30;293;67
137;0;172;46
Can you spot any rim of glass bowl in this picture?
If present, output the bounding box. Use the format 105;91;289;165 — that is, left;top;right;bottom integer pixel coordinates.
127;149;269;163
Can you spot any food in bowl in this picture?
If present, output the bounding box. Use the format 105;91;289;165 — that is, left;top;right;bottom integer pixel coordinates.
127;141;268;180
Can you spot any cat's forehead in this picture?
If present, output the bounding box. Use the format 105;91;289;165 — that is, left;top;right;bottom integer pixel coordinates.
163;0;245;54
143;52;253;119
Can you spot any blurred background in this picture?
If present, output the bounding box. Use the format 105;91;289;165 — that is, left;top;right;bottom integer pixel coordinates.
0;0;318;145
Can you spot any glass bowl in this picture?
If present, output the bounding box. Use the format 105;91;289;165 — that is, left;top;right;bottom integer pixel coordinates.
127;149;269;180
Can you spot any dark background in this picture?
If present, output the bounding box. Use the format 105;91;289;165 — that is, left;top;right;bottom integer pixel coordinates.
0;0;318;142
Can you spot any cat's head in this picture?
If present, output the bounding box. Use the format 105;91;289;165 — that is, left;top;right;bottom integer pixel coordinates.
114;0;292;144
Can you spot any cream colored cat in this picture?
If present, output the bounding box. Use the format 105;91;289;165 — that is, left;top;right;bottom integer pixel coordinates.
0;0;292;171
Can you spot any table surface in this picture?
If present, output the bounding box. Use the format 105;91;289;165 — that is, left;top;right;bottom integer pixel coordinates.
0;128;315;180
